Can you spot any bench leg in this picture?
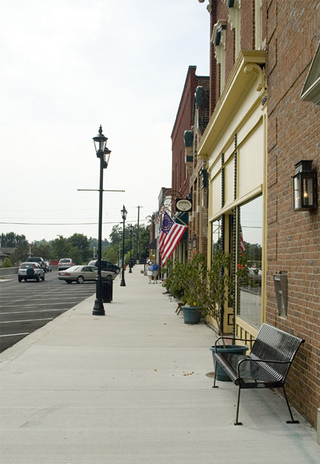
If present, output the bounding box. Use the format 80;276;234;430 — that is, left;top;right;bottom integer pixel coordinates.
234;386;243;425
283;387;299;424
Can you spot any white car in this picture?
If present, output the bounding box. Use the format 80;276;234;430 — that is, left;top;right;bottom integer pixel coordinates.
58;265;98;284
58;258;73;271
18;262;45;282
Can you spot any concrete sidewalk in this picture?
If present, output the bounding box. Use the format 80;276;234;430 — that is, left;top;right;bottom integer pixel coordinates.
0;265;319;464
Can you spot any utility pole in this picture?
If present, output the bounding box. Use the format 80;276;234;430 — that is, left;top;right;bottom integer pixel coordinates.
136;205;142;263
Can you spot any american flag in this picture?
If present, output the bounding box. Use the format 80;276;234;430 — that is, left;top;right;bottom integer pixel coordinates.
158;211;187;266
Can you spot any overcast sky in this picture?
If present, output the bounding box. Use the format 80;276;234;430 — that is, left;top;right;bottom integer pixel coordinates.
0;0;209;243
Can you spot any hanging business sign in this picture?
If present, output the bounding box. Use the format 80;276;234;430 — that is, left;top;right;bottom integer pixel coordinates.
176;199;192;212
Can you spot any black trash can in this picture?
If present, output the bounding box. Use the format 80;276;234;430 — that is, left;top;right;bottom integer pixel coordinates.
101;275;113;303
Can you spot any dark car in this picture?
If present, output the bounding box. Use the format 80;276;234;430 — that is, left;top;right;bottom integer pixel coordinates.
27;256;47;272
88;260;120;279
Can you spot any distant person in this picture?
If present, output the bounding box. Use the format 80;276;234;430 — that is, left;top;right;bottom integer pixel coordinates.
152;263;159;283
147;263;153;283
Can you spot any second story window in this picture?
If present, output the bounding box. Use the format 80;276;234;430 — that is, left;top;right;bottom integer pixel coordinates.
212;20;227;96
254;0;263;50
228;0;241;59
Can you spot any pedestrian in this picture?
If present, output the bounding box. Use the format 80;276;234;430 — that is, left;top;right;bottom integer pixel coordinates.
152;262;159;283
147;262;153;283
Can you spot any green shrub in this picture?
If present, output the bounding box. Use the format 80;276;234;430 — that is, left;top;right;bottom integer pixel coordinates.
2;257;12;268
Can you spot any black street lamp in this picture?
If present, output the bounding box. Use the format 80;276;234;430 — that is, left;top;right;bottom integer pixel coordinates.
120;205;127;287
129;224;133;273
92;125;111;316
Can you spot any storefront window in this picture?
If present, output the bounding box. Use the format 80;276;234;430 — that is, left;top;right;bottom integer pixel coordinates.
238;196;263;328
212;217;223;256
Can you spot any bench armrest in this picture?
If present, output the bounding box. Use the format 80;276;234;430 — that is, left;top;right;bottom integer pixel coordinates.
214;336;255;349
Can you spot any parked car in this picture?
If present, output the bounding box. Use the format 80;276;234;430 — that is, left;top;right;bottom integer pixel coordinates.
58;265;98;284
58;258;73;271
18;262;45;282
43;260;52;272
27;256;47;271
88;260;120;279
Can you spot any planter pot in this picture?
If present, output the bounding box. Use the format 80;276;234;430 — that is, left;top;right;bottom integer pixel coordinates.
182;306;202;324
210;344;248;381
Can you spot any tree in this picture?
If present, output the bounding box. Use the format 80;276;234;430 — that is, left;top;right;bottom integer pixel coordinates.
104;223;151;265
68;234;91;264
1;233;29;265
1;232;28;248
51;236;73;260
31;242;52;259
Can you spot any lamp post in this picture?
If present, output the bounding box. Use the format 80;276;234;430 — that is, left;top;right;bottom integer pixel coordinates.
129;224;133;273
92;125;111;316
120;205;127;287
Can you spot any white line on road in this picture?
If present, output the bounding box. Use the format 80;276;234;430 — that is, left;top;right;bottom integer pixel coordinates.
0;309;67;315
1;318;53;324
0;332;30;338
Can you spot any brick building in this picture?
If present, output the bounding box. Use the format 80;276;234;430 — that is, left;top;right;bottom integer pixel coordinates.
266;0;320;428
170;65;209;262
196;0;319;429
184;79;210;258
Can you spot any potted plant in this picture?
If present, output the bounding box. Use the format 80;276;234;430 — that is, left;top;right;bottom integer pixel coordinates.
165;251;251;377
199;250;251;381
180;253;207;324
164;259;187;302
164;253;207;324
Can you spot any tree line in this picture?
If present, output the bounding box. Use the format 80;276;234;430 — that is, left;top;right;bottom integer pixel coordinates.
1;225;151;267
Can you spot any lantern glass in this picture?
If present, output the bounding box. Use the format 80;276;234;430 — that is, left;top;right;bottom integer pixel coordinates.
293;163;317;211
121;206;127;221
93;125;107;156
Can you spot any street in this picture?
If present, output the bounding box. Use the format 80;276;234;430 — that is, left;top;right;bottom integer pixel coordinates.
0;270;97;353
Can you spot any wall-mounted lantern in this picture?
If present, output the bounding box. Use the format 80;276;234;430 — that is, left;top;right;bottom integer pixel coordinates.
292;160;318;211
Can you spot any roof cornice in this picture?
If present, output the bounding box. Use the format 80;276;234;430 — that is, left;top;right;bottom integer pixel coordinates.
198;50;266;156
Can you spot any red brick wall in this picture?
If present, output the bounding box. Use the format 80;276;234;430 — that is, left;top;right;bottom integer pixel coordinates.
241;0;255;50
171;66;202;202
266;0;320;427
209;0;262;102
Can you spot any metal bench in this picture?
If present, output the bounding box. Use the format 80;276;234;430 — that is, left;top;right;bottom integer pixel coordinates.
212;323;305;425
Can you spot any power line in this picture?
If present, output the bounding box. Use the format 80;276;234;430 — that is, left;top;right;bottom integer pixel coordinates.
0;220;149;226
0;221;120;226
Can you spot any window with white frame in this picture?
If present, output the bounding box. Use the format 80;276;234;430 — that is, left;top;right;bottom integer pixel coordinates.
212;20;227;95
228;0;241;59
254;0;263;50
237;195;263;328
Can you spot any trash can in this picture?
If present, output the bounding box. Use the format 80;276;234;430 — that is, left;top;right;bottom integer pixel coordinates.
101;275;113;303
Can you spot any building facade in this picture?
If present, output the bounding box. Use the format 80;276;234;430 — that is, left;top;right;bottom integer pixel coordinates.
196;0;319;428
170;65;209;262
265;0;320;428
198;0;267;335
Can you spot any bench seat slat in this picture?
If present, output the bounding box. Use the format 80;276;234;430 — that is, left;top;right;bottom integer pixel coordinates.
213;352;288;386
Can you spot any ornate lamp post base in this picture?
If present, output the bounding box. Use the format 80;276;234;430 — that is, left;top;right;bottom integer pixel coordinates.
92;298;105;316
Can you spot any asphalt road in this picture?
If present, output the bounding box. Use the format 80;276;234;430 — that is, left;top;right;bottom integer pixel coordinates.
0;270;97;353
